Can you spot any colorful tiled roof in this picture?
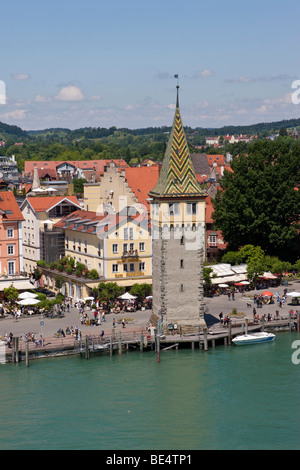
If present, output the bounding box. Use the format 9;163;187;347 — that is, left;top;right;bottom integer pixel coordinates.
149;88;206;199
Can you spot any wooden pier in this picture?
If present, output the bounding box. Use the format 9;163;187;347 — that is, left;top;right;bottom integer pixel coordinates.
3;315;299;365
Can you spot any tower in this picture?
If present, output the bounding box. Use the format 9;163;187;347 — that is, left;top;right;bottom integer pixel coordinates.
149;84;207;333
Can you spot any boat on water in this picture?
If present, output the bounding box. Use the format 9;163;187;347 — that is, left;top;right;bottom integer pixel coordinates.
232;332;275;345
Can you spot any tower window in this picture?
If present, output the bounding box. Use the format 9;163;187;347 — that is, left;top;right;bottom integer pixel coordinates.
180;284;184;292
186;202;197;215
180;259;184;268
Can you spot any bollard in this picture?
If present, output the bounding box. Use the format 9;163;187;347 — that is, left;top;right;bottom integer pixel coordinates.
203;328;208;351
85;336;89;360
228;323;232;344
118;332;122;356
156;335;160;363
25;341;29;367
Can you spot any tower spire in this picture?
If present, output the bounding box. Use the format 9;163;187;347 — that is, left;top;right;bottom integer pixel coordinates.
149;80;206;199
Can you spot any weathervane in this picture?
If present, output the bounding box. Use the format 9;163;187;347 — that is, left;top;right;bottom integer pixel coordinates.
174;74;179;89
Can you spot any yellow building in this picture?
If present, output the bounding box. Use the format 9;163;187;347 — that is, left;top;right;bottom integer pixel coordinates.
42;209;152;299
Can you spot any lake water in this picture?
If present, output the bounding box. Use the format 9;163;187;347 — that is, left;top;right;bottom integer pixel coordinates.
1;331;300;450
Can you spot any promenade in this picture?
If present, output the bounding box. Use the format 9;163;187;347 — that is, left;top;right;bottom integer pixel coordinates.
1;279;299;347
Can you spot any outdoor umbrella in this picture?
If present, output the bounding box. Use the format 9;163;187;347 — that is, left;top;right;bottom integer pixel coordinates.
18;292;38;299
218;284;229;288
286;292;300;297
17;298;41;306
84;297;95;301
118;292;137;300
261;291;274;297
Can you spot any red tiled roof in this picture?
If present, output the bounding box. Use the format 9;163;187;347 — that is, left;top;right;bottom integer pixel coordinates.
55;209;148;235
205;195;215;224
26;196;81;212
0;191;24;221
125;165;160;210
207;154;225;166
24;159;129;177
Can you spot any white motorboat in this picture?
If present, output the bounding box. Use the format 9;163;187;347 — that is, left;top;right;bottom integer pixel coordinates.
232;332;275;345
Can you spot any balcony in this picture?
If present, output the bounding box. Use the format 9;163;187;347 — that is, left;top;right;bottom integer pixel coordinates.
122;249;139;259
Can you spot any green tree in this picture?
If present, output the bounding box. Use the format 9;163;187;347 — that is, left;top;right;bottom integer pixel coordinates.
54;275;65;293
92;282;124;303
3;283;19;302
130;283;152;301
213;140;300;261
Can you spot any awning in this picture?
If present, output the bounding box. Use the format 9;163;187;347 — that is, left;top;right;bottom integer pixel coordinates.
0;279;34;292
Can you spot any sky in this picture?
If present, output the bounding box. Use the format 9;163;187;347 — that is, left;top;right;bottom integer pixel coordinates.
1;0;300;131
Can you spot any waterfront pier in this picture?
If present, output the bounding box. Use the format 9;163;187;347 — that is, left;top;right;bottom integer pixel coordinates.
4;315;298;364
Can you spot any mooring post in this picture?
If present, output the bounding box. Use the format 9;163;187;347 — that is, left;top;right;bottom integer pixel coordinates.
12;337;16;363
110;336;113;356
140;335;144;352
245;319;248;335
289;311;292;332
297;312;300;333
118;332;122;356
156;335;160;363
228;323;232;344
203;327;208;351
15;337;19;363
85;336;89;360
25;341;29;367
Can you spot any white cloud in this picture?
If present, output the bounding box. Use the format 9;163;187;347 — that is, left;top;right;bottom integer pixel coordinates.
192;69;214;79
35;94;52;103
55;85;85;102
11;73;30;81
1;109;27;120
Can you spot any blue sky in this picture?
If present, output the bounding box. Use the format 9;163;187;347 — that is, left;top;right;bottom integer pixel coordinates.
1;0;300;130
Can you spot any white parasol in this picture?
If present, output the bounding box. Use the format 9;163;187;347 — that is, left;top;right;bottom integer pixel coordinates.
118;292;137;300
17;298;41;306
286;292;300;297
18;291;38;299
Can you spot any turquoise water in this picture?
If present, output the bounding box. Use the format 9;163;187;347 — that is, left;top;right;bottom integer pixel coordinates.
1;332;300;450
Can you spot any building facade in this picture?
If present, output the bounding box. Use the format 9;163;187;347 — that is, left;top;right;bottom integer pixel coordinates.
0;191;24;277
20;195;81;274
38;209;152;299
149;87;207;332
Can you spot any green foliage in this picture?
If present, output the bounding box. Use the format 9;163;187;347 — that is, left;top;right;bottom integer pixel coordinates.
32;268;42;281
92;282;124;302
129;283;152;300
36;260;48;267
88;269;99;280
73;178;87;195
54;275;65;292
213;140;300;261
3;283;19;301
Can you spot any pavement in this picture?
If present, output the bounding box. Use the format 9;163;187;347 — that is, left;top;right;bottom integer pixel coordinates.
1;279;299;341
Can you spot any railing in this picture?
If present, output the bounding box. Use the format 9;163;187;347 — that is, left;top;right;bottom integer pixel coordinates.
122;249;139;258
